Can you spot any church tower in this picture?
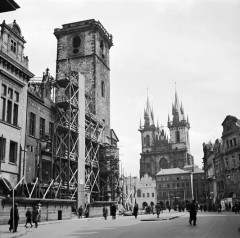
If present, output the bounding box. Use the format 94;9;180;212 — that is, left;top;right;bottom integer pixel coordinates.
139;95;159;154
168;89;190;153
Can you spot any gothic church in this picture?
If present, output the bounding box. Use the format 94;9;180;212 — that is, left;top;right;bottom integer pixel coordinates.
139;90;194;178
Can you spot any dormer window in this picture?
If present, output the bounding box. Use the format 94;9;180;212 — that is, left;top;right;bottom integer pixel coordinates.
10;39;17;53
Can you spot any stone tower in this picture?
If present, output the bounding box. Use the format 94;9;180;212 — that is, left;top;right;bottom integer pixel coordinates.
54;19;113;134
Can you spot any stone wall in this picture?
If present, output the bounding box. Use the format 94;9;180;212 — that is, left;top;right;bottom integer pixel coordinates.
0;196;74;225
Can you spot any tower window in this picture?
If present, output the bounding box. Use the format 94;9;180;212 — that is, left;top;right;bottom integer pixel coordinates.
146;135;150;146
101;81;105;98
73;36;81;48
176;130;180;142
72;36;81;54
100;40;105;59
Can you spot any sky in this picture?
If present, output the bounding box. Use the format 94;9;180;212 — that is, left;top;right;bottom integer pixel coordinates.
2;0;240;177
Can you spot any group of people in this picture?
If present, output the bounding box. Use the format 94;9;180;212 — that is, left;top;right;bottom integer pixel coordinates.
8;203;41;233
102;203;117;220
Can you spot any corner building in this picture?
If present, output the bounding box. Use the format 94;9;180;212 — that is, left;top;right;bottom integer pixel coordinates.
139;90;194;179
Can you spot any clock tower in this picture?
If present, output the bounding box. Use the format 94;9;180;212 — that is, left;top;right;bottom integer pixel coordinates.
54;19;113;134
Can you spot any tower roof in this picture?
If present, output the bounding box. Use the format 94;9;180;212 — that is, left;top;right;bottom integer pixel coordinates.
170;87;189;126
144;95;155;127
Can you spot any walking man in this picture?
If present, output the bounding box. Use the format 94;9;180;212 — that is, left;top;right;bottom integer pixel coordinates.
155;202;161;218
78;205;83;219
110;203;117;220
133;204;139;219
32;206;39;228
9;203;19;232
25;208;33;228
189;199;198;226
103;206;108;220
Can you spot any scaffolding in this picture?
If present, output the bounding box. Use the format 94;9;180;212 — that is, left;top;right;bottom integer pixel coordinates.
21;67;119;206
54;70;79;199
99;137;120;202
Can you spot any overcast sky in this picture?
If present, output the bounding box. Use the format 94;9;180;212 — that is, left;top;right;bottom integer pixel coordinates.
2;0;240;177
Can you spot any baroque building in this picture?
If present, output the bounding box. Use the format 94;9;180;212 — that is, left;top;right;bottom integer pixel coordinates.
139;90;194;179
203;115;240;208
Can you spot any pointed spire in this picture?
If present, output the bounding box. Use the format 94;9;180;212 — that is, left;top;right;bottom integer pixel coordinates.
140;118;142;128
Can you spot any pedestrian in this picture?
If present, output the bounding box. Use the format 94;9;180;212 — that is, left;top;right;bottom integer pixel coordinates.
218;203;222;213
133;204;139;219
9;203;19;233
110;203;117;220
155;202;161;218
25;208;33;228
235;203;240;214
168;205;171;213
32;206;39;228
37;203;41;222
78;205;83;219
203;203;207;212
103;206;108;220
189;199;197;226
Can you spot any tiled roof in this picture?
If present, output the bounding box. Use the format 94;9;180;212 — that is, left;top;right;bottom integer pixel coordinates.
156;168;190;176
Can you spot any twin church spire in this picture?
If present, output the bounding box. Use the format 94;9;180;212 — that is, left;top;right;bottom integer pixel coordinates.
140;88;190;130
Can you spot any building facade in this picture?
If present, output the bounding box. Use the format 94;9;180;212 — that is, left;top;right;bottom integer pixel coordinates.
156;168;193;208
139;90;194;179
0;20;34;193
203;115;240;208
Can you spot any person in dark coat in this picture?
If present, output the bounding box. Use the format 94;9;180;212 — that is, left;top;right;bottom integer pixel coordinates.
189;199;197;226
103;206;108;220
110;203;117;220
155;202;161;218
218;203;222;213
78;205;83;219
133;204;139;219
9;203;19;232
25;208;33;228
32;206;39;228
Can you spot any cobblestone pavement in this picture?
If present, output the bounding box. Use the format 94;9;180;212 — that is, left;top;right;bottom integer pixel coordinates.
1;210;239;238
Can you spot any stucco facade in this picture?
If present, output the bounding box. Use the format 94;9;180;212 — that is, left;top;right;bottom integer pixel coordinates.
0;20;34;191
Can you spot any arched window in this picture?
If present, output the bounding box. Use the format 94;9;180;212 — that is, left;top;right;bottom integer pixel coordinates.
73;36;81;48
72;36;81;54
176;130;180;142
146;135;150;146
159;158;168;169
101;81;105;98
